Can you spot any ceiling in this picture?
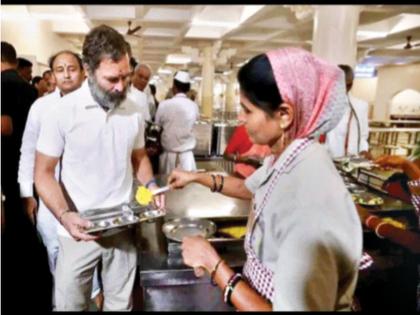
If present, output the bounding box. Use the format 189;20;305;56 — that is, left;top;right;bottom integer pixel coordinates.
2;5;420;82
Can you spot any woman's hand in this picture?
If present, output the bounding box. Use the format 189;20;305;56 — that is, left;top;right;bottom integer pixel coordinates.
181;235;221;277
148;183;166;209
168;169;197;189
374;155;408;169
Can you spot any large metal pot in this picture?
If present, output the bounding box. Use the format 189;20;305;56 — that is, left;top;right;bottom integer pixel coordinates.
213;121;238;156
192;121;213;156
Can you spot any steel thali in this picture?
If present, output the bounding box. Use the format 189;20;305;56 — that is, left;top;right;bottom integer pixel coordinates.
162;218;217;242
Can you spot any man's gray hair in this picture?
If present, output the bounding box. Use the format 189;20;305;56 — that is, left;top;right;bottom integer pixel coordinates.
134;63;152;73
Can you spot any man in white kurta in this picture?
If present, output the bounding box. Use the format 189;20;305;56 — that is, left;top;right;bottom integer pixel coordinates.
325;65;370;158
127;84;151;123
18;51;85;273
155;71;199;175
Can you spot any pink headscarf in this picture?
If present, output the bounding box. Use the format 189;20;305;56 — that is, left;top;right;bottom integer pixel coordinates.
266;47;347;140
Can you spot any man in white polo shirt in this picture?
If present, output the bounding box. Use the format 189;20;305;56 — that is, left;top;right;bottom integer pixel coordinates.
34;25;163;311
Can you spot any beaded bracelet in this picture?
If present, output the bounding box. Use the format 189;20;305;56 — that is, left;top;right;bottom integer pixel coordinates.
210;258;224;286
223;273;243;306
374;222;387;239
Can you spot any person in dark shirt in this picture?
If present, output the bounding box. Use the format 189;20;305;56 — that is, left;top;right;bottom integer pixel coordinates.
2;46;38;198
1;41;52;312
17;57;34;83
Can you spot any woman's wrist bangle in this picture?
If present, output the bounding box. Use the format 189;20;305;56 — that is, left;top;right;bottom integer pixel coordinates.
210;174;217;192
145;178;157;188
365;215;378;228
217;175;225;192
210;258;224;286
374;222;387;239
59;209;73;224
223;273;243;306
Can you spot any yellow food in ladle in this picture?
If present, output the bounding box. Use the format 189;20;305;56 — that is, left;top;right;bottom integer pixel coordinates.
135;186;153;206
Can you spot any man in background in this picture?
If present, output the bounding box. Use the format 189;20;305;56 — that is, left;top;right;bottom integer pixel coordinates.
324;64;370;159
155;70;199;174
132;63;156;119
127;57;151;123
17;57;34;82
43;69;57;94
31;76;49;97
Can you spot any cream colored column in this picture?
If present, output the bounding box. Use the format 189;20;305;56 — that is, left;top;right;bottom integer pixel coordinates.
225;70;237;115
201;46;214;119
312;5;360;67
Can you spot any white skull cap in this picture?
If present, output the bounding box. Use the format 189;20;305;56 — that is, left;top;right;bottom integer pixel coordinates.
174;71;191;84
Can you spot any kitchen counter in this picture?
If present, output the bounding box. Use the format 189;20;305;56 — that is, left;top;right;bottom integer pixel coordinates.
135;175;249;311
133;169;418;311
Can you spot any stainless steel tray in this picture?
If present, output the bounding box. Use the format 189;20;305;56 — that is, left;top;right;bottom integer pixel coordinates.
81;203;167;234
162;218;217;242
351;192;384;207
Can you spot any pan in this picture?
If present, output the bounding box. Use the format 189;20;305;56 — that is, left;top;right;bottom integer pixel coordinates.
162;217;217;242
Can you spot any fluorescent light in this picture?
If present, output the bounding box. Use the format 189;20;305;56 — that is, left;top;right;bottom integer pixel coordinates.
355;64;377;78
157;68;172;75
166;54;191;64
357;30;388;38
191;19;239;29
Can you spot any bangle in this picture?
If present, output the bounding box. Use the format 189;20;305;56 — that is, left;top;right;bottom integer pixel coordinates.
374;222;387;239
365;215;378;228
210;259;224;286
59;209;73;224
210;174;217;192
223;273;243;306
217;175;225;192
145;178;157;188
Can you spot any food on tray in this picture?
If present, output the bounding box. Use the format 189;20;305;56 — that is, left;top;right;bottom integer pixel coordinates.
352;193;384;206
136;186;153;206
218;226;247;239
382;217;406;230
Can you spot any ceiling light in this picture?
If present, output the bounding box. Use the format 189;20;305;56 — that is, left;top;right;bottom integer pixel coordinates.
157;68;172;75
166;54;191;64
357;30;388;39
191;19;239;29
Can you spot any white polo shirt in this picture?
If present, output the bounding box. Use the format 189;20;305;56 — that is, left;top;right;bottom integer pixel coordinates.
37;80;145;237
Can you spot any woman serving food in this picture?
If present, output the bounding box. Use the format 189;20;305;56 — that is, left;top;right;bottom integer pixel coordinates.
167;47;363;311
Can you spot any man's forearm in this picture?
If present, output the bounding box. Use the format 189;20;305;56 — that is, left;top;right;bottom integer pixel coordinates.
136;152;155;185
35;172;69;220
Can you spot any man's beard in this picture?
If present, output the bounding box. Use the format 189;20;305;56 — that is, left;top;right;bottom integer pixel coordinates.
88;76;127;111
